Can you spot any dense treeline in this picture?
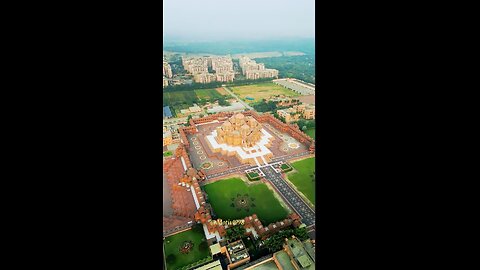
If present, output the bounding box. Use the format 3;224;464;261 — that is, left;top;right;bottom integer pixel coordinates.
263;227;309;252
252;99;292;113
260;55;315;84
163;38;315;55
162;78;273;92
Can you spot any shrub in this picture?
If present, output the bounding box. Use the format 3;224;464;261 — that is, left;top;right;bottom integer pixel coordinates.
198;241;208;251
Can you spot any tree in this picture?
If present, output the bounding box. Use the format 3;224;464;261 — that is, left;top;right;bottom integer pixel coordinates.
302;126;307;131
293;227;309;241
226;225;246;241
198;241;208;251
218;98;230;106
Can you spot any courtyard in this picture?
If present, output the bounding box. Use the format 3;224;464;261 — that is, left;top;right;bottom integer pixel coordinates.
202;177;290;225
186;120;307;175
164;225;211;270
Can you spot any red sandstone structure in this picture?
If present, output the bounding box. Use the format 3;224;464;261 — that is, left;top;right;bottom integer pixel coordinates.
163;110;315;237
180;110;315;153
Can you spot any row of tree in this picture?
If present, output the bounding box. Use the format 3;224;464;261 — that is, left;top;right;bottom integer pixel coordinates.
163;78;273;93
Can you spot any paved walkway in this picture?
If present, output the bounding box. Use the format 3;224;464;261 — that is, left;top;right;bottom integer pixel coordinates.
260;166;315;226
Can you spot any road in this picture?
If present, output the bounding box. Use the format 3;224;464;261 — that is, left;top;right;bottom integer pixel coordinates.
223;86;254;110
259;166;315;226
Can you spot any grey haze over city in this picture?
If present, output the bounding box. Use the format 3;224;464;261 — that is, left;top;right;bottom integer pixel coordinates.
163;0;315;43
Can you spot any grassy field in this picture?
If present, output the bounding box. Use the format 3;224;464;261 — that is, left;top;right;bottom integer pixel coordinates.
163;91;198;108
194;88;225;101
286;157;315;205
164;226;210;270
230;82;299;104
203;178;289;224
215;87;228;95
305;128;315;139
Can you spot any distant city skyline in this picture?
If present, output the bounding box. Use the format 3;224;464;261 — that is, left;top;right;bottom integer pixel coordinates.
163;0;315;42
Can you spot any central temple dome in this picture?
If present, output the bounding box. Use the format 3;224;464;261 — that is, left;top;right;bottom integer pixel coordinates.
214;113;263;148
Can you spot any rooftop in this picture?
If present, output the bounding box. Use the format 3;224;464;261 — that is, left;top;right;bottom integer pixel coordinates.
163;106;173;118
194;260;222;270
285;238;315;269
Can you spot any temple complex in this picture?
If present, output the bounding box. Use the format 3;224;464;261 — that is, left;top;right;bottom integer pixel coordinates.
214;114;263;148
206;113;275;165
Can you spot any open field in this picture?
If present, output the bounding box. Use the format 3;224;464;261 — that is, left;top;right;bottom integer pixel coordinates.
230;82;299;104
164;226;210;270
215;87;228;95
194;88;225;101
163;91;198;108
286;157;315;205
203;178;289;224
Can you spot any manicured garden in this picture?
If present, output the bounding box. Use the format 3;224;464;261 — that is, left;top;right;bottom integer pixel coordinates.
164;225;211;270
203;178;289;224
286;157;315;205
280;163;293;172
246;172;260;180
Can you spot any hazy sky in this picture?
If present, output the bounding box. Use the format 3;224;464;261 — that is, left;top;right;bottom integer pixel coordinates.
163;0;315;42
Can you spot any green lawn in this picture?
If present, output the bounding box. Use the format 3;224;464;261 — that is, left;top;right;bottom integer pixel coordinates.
163;90;199;108
163;151;173;157
194;88;226;100
286;157;315;205
203;178;289;224
247;172;260;180
230;82;299;104
164;226;211;270
305;128;315;139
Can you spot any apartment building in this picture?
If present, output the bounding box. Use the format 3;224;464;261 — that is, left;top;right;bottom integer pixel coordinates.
277;104;315;123
194;73;216;83
239;56;278;79
303;108;315;119
182;57;209;75
245;69;279;79
163;61;173;78
211;56;233;72
215;72;235;82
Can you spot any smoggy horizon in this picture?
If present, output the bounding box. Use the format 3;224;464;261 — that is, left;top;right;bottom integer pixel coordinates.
163;0;315;43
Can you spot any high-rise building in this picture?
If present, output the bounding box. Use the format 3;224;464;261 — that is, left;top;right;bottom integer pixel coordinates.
194;73;216;83
163;61;173;78
239;56;278;79
215;72;235;82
